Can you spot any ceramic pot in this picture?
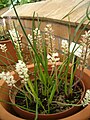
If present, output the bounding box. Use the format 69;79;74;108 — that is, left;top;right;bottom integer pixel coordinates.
0;64;90;120
0;33;23;65
8;64;85;120
0;39;18;65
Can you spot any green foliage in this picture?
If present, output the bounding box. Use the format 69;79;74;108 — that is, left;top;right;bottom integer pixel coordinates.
0;0;9;9
0;0;41;9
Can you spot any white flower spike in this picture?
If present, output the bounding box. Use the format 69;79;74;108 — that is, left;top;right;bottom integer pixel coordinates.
0;71;16;86
15;60;29;83
81;89;90;107
0;44;7;52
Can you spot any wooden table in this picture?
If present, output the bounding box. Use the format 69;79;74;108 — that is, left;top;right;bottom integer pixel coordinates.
1;0;90;24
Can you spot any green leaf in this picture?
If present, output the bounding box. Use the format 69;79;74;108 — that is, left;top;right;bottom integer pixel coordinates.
48;81;56;104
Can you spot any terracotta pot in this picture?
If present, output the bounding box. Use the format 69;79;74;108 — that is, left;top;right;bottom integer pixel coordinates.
0;39;18;65
9;78;85;120
0;64;90;120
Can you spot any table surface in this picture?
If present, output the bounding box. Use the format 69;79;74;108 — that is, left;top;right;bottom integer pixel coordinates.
1;0;90;25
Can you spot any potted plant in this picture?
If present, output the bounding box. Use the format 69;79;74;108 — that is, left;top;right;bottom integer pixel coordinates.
0;18;22;65
0;1;90;120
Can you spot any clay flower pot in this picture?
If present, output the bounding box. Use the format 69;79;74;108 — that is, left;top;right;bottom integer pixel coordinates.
0;39;17;65
0;33;23;65
9;80;85;120
8;63;85;120
0;64;89;120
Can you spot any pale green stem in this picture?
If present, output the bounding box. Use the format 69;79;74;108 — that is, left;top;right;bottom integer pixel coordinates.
55;63;58;93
